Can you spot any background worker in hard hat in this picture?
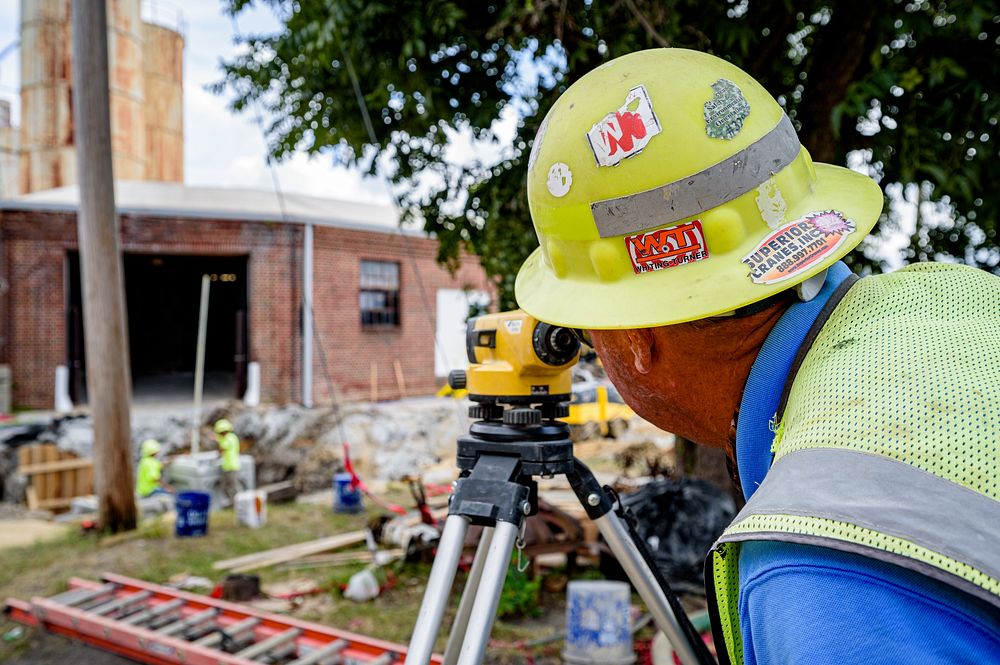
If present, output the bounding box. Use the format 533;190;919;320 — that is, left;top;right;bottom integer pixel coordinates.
213;419;244;504
135;439;172;498
516;49;1000;663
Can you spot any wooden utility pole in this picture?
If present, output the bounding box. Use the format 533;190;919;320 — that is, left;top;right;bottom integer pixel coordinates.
72;0;137;531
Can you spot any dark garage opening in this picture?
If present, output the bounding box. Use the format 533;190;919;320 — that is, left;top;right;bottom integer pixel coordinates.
68;253;249;405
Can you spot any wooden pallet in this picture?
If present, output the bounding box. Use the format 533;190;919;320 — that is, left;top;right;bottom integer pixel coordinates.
17;443;93;511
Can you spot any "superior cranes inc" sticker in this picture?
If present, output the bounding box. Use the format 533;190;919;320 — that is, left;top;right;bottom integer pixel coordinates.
742;210;856;284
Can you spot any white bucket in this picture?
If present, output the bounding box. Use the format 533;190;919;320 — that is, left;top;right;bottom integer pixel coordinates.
563;580;635;665
234;490;267;529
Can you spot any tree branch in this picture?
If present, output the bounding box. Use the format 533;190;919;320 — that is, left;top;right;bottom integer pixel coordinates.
623;0;671;48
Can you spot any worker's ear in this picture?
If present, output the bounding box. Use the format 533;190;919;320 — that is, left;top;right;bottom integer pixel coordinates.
624;328;655;374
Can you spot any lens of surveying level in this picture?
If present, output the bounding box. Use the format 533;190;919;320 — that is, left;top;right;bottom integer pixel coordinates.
533;322;580;366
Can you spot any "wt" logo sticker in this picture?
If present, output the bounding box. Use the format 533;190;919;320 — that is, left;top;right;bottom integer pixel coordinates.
625;220;709;274
587;85;662;167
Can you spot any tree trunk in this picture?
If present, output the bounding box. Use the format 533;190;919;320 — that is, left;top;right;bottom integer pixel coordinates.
675;436;744;509
72;0;137;532
797;0;880;163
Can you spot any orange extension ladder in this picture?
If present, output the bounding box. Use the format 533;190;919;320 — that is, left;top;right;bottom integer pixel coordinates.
5;572;440;665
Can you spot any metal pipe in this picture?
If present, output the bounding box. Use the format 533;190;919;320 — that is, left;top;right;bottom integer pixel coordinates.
594;513;703;665
442;527;494;665
404;514;470;665
191;274;210;453
456;520;518;665
302;223;314;407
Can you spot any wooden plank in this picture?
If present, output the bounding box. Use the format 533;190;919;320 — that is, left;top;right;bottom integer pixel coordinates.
19;458;93;476
213;531;368;573
35;496;78;510
81;465;93;495
60;450;76;499
25;486;39;511
43;445;58;501
29;445;44;502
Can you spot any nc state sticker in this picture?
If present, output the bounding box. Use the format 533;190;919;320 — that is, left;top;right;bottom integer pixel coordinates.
587;85;662;167
742;211;856;284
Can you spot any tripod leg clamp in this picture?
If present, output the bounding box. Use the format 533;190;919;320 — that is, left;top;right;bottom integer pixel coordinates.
567;458;616;520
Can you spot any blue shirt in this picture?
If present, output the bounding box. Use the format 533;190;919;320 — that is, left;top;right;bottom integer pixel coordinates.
734;262;1000;664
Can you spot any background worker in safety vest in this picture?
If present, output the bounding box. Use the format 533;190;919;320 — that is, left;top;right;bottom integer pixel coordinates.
213;419;244;503
136;438;172;497
516;49;1000;664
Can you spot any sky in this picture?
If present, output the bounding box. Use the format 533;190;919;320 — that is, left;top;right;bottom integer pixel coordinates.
0;1;400;205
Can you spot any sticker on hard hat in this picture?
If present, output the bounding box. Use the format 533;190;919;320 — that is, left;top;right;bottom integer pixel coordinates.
587;85;662;167
625;220;709;274
704;79;750;140
547;162;573;197
742;211;856;284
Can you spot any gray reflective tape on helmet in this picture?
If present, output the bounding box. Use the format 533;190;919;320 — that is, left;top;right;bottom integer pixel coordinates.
591;114;801;239
722;447;1000;586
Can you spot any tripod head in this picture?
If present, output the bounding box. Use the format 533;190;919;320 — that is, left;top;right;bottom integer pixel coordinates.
448;310;581;426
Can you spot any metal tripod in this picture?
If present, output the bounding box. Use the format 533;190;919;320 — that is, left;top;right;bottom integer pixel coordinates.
403;412;716;665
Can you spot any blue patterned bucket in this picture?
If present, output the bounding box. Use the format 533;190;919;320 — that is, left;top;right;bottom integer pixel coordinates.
564;580;634;664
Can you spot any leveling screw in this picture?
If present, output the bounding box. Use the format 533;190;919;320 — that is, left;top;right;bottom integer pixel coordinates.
587;493;600;507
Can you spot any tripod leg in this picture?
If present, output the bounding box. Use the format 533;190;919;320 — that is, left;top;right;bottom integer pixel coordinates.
595;512;707;665
442;527;494;665
405;515;470;665
455;520;519;665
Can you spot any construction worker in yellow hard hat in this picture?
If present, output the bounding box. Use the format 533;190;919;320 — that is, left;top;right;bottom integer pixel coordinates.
516;49;1000;664
136;439;172;497
214;419;244;505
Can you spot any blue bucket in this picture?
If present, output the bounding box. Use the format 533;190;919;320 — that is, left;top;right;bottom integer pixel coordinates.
333;472;363;513
175;491;211;537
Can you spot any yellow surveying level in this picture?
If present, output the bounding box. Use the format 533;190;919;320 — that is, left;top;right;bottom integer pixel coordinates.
448;310;580;403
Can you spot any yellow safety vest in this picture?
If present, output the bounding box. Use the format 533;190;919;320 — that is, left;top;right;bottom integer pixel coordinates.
136;456;162;497
219;432;242;472
707;264;1000;664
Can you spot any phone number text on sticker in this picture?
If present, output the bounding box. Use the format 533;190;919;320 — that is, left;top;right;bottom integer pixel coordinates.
742;210;855;284
626;220;709;274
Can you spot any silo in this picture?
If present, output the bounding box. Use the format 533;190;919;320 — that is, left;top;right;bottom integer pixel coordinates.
106;0;146;181
18;0;146;194
142;20;183;182
19;0;75;194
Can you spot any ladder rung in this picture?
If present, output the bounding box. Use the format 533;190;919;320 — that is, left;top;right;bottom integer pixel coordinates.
236;627;301;661
287;639;349;665
193;617;260;648
260;642;296;663
90;591;152;616
56;584;118;608
120;598;184;625
157;608;218;636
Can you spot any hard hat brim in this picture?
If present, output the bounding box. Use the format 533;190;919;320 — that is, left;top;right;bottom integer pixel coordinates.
515;164;883;330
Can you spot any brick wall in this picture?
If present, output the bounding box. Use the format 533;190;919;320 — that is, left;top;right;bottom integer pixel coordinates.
0;209;493;409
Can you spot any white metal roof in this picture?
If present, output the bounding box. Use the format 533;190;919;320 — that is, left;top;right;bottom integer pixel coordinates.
0;180;418;235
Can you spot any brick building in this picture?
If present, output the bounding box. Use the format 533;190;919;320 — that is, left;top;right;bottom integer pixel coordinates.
0;181;492;410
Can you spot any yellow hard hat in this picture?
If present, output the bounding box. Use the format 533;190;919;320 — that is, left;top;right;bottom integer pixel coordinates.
214;419;234;434
140;439;161;456
515;49;883;329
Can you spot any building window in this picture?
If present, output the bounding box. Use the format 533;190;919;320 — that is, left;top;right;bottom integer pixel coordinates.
360;260;400;328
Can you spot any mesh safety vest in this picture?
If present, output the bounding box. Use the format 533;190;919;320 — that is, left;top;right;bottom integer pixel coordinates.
707;263;1000;665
